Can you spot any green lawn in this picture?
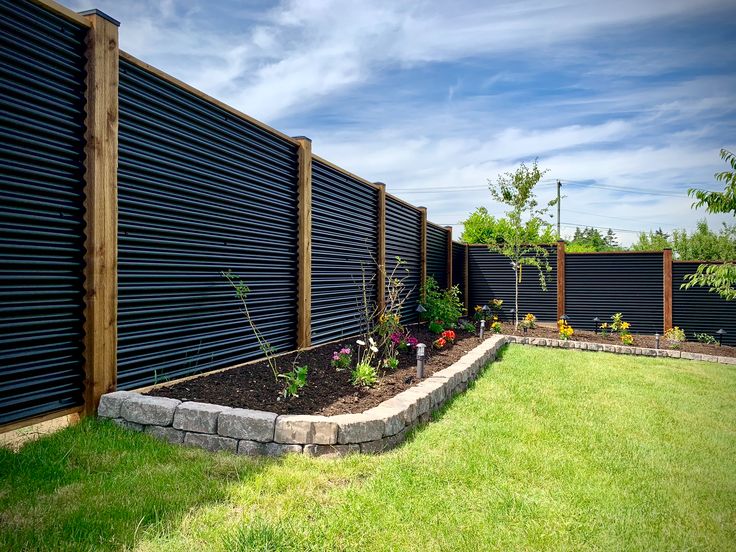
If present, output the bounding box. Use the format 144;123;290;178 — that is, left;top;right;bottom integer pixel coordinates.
2;345;735;551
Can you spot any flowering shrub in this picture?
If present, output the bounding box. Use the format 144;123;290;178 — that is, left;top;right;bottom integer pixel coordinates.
664;327;686;349
330;347;352;370
521;313;537;330
491;321;502;333
558;319;574;340
473;305;485;322
433;337;447;349
620;333;634;346
491;298;504;312
420;277;463;329
610;313;631;334
390;331;418;352
599;322;610;336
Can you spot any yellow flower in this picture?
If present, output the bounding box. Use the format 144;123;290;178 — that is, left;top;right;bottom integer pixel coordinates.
474;305;482;312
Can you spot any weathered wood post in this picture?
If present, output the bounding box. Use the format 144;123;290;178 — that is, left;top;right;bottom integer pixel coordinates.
663;248;673;332
556;240;566;320
294;137;312;349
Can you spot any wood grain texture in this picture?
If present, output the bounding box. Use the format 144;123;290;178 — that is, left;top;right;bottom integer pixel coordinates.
82;12;119;415
557;241;566;320
0;406;82;435
296;138;313;349
663;248;673;331
376;183;386;314
419;207;427;301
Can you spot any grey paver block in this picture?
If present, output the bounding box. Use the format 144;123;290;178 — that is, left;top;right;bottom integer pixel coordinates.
218;408;278;442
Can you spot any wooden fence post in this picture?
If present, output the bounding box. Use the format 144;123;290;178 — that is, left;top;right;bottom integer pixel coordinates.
81;9;120;415
557;240;566;320
295;137;312;349
375;182;386;314
419;207;427;301
464;244;470;314
663;248;673;332
445;226;453;289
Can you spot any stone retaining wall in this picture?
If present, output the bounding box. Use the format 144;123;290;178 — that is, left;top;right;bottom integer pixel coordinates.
505;335;736;364
98;335;508;458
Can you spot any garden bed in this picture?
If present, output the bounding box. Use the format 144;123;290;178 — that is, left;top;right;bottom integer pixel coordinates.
147;325;482;415
497;322;736;358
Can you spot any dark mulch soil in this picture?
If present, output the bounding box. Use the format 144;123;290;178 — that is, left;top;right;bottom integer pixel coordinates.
148;325;485;416
499;322;736;358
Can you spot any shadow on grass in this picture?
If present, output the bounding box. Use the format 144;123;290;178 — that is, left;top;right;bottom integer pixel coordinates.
0;417;278;552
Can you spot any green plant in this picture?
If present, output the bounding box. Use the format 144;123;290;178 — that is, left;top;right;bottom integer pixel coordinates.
610;312;632;334
428;320;445;334
558;319;574;340
462;321;476;333
491;321;502;333
521;313;537;329
620;333;634;346
331;347;352;370
278;365;308;398
351;361;378;387
383;356;399;370
664;326;687;349
484;160;554;327
694;332;718;345
420;276;463;329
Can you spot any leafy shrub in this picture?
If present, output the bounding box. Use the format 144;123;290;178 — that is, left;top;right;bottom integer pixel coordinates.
694;332;717;345
428;320;445;334
462;321;476;333
420;277;463;329
351;362;378;387
278;365;308;398
620;333;634;346
610;312;631;334
331;348;352;371
664;327;686;349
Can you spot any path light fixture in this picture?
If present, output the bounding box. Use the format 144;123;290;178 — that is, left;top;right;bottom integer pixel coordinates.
593;317;601;334
481;304;490;317
655;333;660;350
479;319;486;340
416;304;426;316
560;314;569;323
717;328;727;346
416;343;426;379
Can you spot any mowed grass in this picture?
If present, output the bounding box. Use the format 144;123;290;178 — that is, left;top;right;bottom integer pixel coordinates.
1;345;735;551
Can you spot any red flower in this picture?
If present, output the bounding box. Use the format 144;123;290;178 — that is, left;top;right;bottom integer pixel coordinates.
433;337;447;349
442;330;456;342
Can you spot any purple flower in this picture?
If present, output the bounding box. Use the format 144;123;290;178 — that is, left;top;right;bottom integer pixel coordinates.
339;347;351;355
407;336;418;348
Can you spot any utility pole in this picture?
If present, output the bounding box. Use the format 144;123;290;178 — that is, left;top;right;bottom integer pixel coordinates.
556;179;562;240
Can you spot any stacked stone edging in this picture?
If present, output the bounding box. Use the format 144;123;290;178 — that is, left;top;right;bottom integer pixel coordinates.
98;335;508;458
505;335;736;364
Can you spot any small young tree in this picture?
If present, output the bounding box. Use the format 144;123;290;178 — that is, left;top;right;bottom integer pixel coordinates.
487;160;554;327
682;149;736;300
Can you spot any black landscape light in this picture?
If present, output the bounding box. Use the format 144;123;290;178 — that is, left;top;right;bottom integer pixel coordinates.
716;328;727;346
416;304;427;315
593;317;601;334
560;314;569;323
481;304;490;317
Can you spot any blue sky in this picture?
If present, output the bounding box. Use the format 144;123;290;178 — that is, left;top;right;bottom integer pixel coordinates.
70;0;736;244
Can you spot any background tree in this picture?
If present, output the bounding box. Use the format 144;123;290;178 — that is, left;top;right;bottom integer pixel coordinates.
566;226;621;252
631;221;736;260
460;206;555;244
486;160;555;327
681;149;736;300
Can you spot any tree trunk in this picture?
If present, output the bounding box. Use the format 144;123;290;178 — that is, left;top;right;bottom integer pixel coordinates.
514;267;519;328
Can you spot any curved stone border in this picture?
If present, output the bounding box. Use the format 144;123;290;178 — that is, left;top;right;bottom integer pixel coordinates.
98;335;508;458
505;335;736;365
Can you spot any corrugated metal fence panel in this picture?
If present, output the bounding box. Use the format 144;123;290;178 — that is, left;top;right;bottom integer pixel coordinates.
117;58;298;389
426;223;447;288
566;253;663;334
468;246;557;321
672;262;736;346
385;197;422;323
311;161;377;344
452;242;464;294
0;0;87;425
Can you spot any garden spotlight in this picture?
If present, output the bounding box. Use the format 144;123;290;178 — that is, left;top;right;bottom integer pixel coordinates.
416;343;426;379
